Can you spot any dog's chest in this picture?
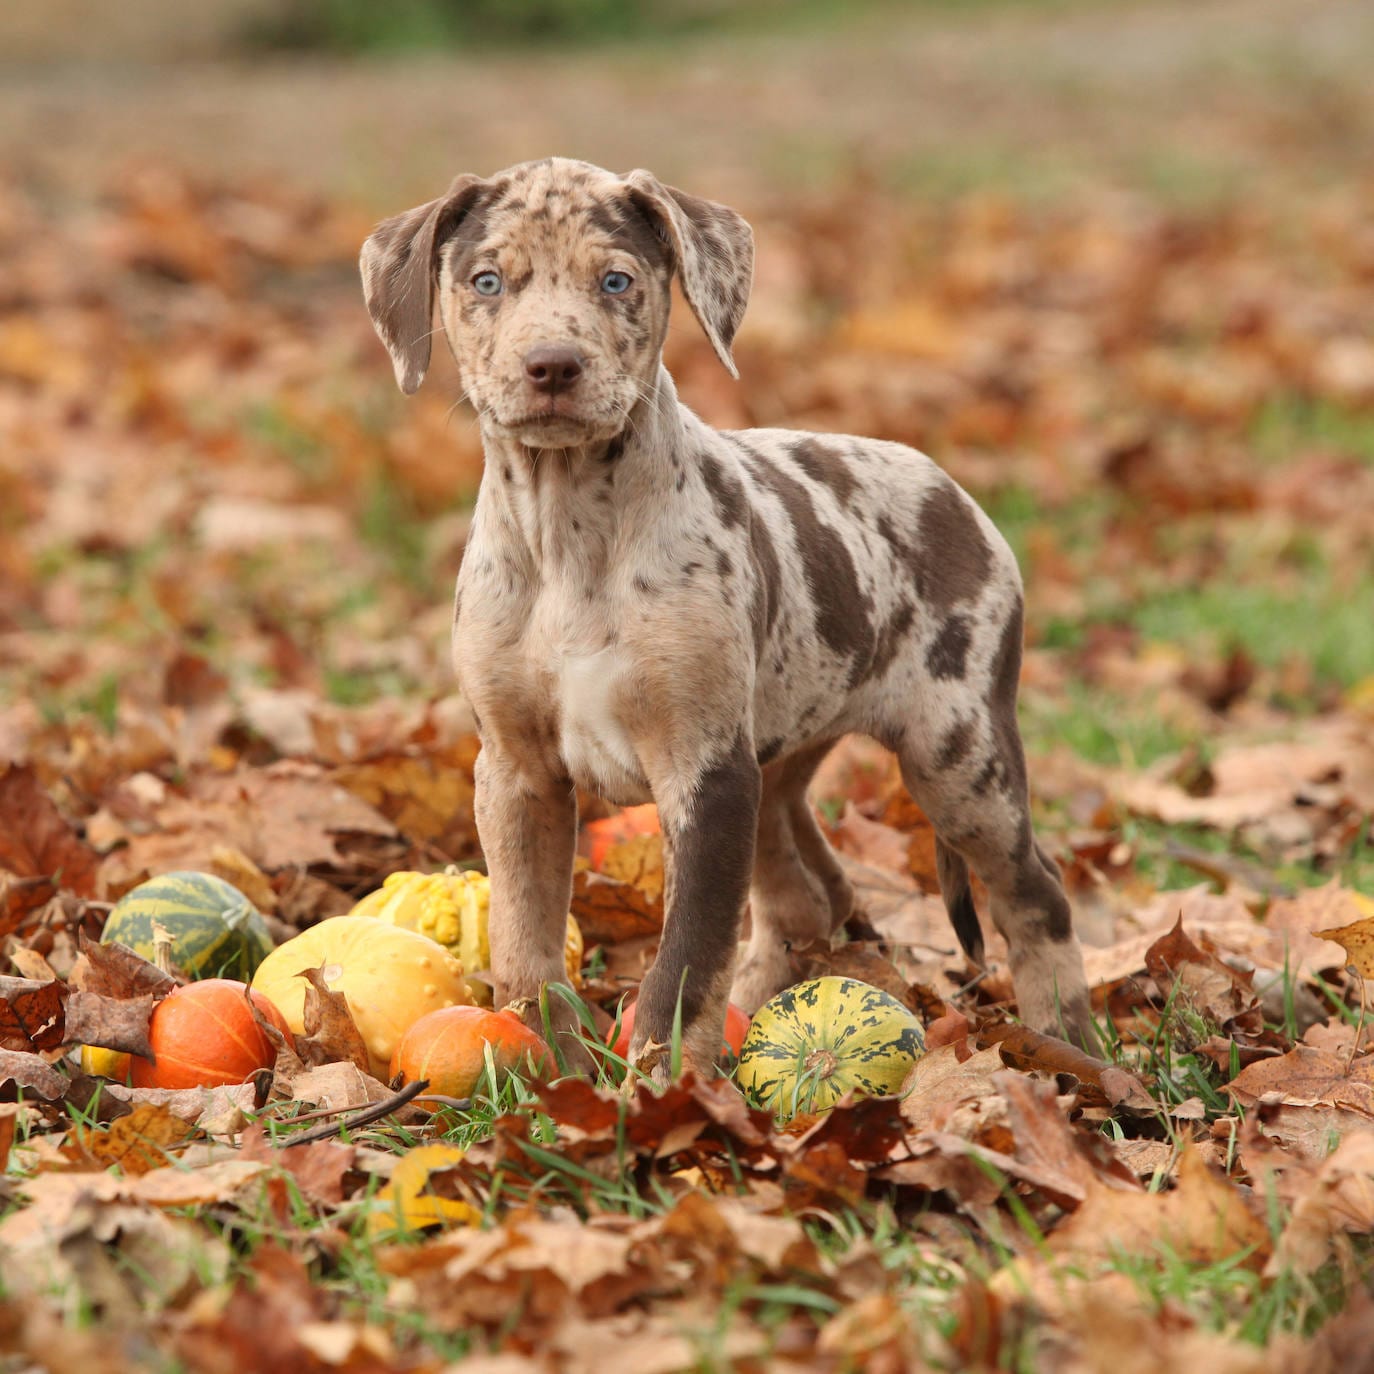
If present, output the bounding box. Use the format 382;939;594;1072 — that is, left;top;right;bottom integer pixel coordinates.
555;644;651;805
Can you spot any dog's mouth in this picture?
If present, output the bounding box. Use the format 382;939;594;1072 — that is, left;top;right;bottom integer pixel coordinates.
511;410;583;428
492;401;619;447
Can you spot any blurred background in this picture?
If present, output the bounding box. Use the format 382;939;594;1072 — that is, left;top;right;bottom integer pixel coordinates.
2;0;1372;913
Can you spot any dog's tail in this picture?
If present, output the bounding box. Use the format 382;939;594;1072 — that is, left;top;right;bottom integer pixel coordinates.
936;839;985;966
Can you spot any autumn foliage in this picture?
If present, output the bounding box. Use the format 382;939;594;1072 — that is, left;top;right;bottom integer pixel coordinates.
1;46;1373;1370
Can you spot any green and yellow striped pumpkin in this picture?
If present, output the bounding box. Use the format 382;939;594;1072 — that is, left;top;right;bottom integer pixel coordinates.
102;871;275;982
735;976;925;1117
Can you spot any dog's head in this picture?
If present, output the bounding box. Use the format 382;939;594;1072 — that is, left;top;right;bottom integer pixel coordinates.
360;158;754;448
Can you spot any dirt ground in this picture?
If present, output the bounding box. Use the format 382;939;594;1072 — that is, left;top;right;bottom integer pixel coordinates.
3;0;1373;212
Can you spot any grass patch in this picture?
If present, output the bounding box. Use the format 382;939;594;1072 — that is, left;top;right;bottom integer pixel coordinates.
987;480;1374;697
1130;569;1374;695
242;0;1082;55
1250;393;1374;468
241;401;334;486
1124;814;1374;896
1022;683;1197;769
357;467;434;594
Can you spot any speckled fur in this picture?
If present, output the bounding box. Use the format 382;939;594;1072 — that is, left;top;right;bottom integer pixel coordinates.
361;158;1094;1074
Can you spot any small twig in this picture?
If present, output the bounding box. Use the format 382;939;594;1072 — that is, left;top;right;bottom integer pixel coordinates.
412;1093;475;1112
952;968;990;1001
280;1079;431;1148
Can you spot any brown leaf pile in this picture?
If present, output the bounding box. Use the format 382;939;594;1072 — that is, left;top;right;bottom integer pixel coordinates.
1;156;1372;1372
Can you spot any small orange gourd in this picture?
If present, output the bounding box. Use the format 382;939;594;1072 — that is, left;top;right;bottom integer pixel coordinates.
389;1005;549;1107
131;979;293;1090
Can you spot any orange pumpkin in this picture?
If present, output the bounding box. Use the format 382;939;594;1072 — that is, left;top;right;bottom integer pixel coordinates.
580;804;660;870
131;978;293;1090
389;1005;549;1107
607;999;751;1061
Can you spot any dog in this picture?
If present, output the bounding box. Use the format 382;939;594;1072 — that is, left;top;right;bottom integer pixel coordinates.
360;157;1094;1076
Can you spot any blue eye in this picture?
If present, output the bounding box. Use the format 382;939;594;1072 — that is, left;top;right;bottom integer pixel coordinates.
601;270;632;295
472;271;503;296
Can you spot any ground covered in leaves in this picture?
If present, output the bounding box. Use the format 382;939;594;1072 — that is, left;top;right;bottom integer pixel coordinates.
3;25;1374;1367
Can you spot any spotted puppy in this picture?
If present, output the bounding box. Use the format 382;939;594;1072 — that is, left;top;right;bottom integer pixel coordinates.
360;157;1094;1074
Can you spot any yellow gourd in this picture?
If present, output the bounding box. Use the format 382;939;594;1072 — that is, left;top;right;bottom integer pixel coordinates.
250;915;470;1078
349;869;583;1005
79;1045;132;1081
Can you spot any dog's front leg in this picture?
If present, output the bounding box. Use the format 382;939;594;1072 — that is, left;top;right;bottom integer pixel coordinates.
630;732;761;1081
474;747;590;1071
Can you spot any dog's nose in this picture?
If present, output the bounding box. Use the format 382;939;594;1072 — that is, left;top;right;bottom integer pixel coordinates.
524;345;585;395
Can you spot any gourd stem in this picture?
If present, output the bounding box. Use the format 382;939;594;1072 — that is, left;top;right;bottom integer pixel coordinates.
150;920;175;977
802;1047;838;1080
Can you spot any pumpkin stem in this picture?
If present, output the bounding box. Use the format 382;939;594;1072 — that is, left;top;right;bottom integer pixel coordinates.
802;1047;839;1080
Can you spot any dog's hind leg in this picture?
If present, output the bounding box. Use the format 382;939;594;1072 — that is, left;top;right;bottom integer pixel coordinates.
894;607;1096;1049
730;740;853;1014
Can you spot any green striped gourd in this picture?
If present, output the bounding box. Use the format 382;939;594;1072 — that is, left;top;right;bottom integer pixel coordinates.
735;976;925;1117
102;871;274;981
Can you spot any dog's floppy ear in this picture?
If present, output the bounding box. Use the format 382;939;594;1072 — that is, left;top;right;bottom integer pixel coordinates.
359;174;488;394
623;170;754;378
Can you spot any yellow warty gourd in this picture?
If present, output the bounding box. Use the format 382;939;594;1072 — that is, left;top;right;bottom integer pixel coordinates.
250;915;470;1078
349;868;583;1005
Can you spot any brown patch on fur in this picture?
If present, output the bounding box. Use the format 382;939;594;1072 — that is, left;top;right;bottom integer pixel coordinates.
700;452;747;528
746;508;781;651
789;437;858;506
867;598;915;683
744;450;876;686
936;718;976;771
987;597;1029;799
360;174;492;394
925;612;973;680
915;483;993;611
624;170;754;375
756;737;786;766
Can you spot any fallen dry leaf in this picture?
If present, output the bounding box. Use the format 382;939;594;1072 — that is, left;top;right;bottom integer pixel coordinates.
0;765;100;932
61;1103;197;1175
0;1048;70;1100
94;761;398;886
367;1143;482;1236
977;1023;1156;1113
1314;904;1374;980
295;964;372;1074
0;975;66;1052
570;869;663;943
901;1043;1005;1133
1226;1044;1374;1114
239;1124;355;1207
1265;1130;1374;1275
1046;1146;1270;1269
823;803;912;875
281;1060;392;1114
70;933;177;1000
0;1103;22;1172
1144;917;1257;1028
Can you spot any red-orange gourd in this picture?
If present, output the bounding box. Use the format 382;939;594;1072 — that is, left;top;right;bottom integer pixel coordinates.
607;999;751;1061
389;1005;549;1107
579;804;660;870
131;978;293;1090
